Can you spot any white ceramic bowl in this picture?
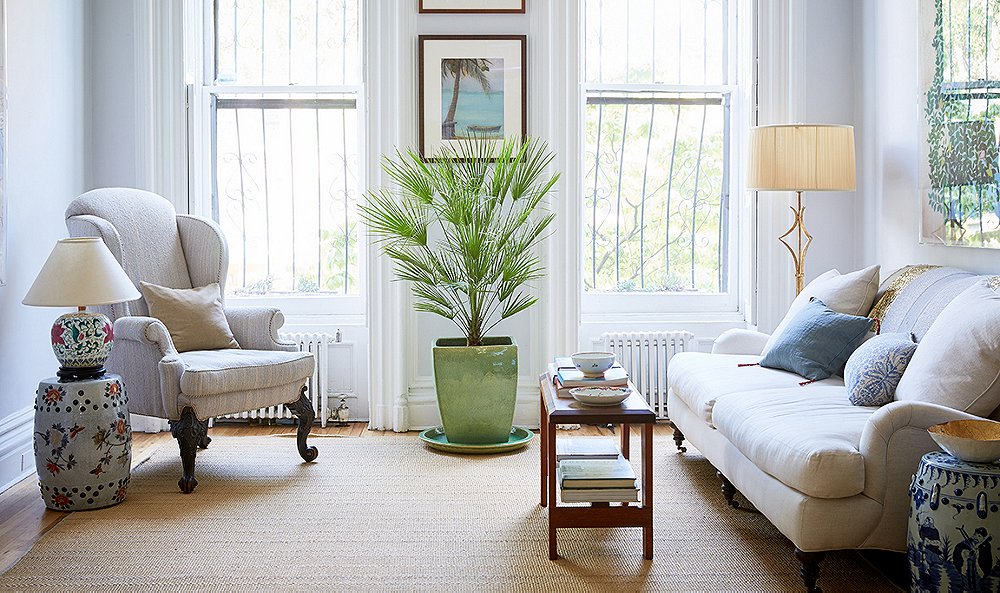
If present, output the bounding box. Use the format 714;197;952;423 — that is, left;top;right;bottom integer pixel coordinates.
569;386;631;406
571;351;616;377
928;420;1000;463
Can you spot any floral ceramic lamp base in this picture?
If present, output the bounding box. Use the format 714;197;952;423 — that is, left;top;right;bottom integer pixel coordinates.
50;309;114;381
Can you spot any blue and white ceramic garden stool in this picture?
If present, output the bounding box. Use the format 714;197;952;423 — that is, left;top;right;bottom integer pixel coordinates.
909;451;1000;592
33;373;131;511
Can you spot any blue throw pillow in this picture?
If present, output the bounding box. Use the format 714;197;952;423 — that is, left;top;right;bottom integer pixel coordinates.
760;297;875;381
844;333;918;406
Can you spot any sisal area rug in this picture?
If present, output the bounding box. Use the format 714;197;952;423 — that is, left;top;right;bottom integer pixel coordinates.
1;435;897;591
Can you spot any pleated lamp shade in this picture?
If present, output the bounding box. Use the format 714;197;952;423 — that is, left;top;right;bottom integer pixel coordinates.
747;124;857;192
23;237;140;307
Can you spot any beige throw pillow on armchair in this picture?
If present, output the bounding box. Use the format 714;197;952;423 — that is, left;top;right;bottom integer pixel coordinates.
140;282;240;352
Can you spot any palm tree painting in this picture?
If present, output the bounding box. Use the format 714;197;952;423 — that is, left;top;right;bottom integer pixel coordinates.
440;58;505;140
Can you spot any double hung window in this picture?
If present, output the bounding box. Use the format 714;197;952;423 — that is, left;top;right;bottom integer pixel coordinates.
193;0;363;303
582;0;742;313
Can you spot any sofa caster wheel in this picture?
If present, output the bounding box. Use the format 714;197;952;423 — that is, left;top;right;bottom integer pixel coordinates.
717;470;740;508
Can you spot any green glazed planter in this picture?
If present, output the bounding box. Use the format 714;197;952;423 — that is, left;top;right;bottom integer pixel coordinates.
433;336;518;445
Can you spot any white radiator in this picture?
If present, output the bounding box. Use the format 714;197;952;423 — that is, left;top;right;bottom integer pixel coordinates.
601;331;695;420
216;332;332;427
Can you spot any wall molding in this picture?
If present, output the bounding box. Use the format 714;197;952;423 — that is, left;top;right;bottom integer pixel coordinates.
365;1;416;431
0;406;34;494
406;377;541;430
531;0;582;362
133;0;188;211
753;0;806;333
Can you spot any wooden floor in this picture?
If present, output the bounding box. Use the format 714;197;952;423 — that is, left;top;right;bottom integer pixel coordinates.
0;421;645;575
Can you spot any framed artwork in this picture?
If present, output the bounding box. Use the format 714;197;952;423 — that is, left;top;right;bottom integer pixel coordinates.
418;35;526;159
418;0;525;14
918;0;1000;249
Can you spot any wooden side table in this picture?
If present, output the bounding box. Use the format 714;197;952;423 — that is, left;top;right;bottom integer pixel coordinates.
539;373;656;560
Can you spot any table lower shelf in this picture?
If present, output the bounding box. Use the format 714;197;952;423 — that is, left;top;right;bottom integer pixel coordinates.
548;504;652;529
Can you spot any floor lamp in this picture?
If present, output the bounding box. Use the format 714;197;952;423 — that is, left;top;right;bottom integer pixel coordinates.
748;124;856;295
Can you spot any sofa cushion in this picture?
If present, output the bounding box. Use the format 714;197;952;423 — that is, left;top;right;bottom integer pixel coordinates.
759;298;875;381
711;385;876;498
896;280;1000;416
668;352;844;426
179;349;314;397
764;265;880;353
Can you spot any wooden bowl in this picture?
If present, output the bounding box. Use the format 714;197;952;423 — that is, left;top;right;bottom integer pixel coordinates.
928;420;1000;463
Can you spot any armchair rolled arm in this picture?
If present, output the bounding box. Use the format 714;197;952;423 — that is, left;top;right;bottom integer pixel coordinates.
113;316;178;358
225;306;297;352
860;400;981;502
711;328;770;356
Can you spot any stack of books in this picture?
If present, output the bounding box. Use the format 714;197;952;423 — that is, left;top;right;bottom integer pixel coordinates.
555;438;639;503
548;356;628;399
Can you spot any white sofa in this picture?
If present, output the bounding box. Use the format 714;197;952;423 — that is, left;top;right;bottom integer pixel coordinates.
667;266;993;592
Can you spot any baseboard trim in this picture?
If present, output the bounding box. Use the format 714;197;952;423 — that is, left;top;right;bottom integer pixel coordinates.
0;407;35;493
407;385;540;432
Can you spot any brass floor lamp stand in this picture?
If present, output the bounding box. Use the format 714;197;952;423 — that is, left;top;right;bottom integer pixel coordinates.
778;190;812;295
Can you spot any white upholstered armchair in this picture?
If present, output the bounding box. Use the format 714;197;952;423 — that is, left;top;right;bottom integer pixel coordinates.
65;188;318;493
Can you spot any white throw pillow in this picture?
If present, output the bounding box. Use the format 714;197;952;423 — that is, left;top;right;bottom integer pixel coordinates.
895;280;1000;416
763;265;881;354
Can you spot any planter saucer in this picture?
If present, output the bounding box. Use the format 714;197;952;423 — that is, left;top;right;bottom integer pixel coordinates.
419;426;533;454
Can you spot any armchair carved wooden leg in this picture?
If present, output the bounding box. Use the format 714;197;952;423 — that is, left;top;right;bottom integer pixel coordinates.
197;419;212;449
169;407;206;494
717;470;740;508
669;422;687;453
794;548;826;593
285;385;319;462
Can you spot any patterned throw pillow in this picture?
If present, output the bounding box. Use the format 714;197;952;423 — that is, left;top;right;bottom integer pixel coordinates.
844;333;918;407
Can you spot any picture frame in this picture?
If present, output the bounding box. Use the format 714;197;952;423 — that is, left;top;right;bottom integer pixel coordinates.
418;35;526;159
418;0;525;14
918;0;1000;249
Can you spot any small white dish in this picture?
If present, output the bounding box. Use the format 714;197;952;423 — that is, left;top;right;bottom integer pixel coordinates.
569;386;631;406
571;351;616;377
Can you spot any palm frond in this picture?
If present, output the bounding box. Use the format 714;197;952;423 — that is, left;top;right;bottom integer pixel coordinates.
366;136;558;345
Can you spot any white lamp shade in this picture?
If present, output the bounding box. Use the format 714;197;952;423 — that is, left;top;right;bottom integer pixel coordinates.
23;237;140;307
748;124;857;191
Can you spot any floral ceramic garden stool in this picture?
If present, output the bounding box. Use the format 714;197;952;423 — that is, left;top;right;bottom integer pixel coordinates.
33;373;131;511
908;451;1000;593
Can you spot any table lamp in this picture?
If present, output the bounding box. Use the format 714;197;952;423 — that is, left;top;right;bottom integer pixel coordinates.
23;237;140;381
748;124;856;294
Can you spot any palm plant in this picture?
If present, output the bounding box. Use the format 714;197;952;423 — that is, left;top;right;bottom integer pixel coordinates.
360;136;559;347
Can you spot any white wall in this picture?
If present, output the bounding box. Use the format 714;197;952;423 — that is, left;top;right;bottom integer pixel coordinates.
88;0;136;188
0;0;88;490
860;0;1000;275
